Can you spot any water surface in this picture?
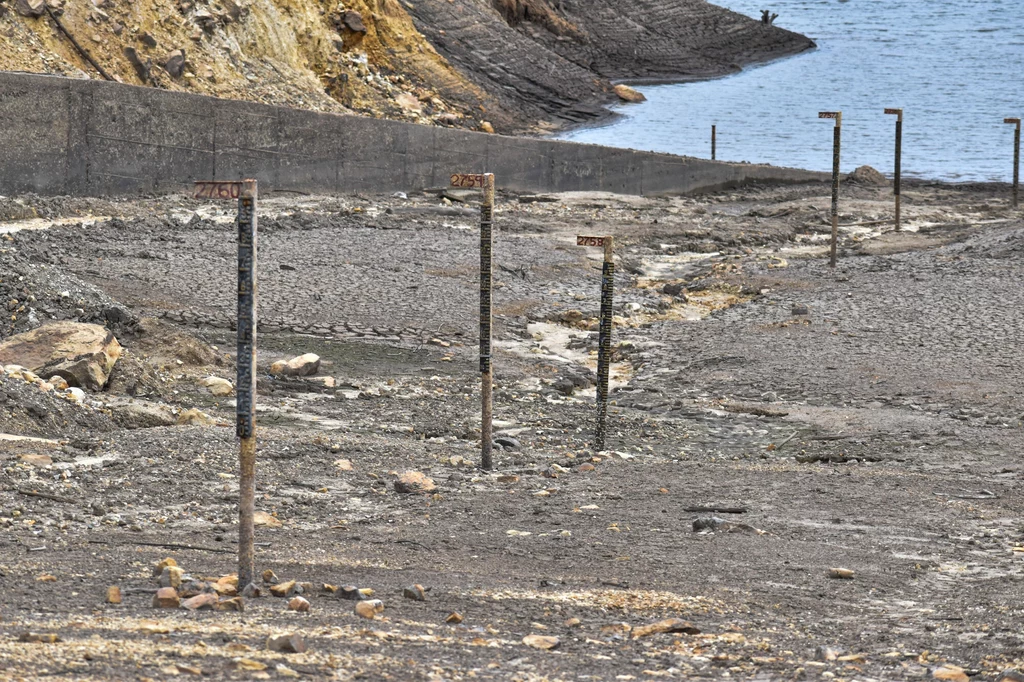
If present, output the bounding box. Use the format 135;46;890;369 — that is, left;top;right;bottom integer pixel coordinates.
558;0;1023;182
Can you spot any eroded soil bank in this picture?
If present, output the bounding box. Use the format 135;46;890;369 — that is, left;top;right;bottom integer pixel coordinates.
0;178;1021;680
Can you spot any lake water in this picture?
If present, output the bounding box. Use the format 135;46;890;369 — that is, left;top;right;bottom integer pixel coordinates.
557;0;1024;182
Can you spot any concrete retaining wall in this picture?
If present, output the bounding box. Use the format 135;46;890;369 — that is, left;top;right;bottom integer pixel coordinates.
0;72;827;197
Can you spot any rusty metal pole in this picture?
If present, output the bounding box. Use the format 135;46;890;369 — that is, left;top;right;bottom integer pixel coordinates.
819;111;842;267
236;179;258;589
711;125;716;161
885;108;903;229
595;236;614;451
480;174;495;470
1007;118;1022;208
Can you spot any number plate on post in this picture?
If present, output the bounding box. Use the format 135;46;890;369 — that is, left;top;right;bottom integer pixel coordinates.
450;174;487;188
194;181;243;200
1006;118;1022;125
884;108;902;115
577;236;606;247
818;112;840;120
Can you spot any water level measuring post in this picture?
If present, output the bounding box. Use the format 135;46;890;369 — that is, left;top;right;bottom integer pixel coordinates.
819;111;842;267
194;179;258;588
451;172;495;470
576;235;614;451
885;108;903;230
711;125;716;161
1007;118;1021;208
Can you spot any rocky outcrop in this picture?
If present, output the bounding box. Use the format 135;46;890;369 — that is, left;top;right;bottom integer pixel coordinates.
0;322;121;391
405;0;816;130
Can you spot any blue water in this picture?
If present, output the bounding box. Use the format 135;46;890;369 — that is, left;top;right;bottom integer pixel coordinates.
558;0;1024;182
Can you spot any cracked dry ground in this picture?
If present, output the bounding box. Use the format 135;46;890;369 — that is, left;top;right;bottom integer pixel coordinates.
0;181;1022;681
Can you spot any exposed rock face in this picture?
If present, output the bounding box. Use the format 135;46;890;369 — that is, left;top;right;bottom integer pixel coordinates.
405;0;816;129
0;322;121;391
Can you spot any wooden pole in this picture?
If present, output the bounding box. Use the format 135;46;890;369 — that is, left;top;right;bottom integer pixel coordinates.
480;173;495;470
711;124;716;161
595;236;614;451
235;179;258;589
1007;118;1022;208
819;111;842;267
885;108;903;230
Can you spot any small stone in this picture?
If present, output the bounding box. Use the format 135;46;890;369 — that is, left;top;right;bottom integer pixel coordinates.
445;612;463;624
181;593;219;610
177;407;217;426
816;646;841;661
287;596;310;613
240;583;261;599
334;458;353;471
267;633;307;653
402;584;426;601
564;617;582;628
494;436;520;449
394;471;436;494
792;304;810;316
632;618;701;639
480;121;495;134
139;30;158;47
497;474;520;483
322;584;339;594
338;585;362;601
18;632;60;643
200;376;233;396
106;586;122;604
354;599;384;619
828;568;855;579
522;634;560;650
662;282;686;297
692;516;727;532
613;84;646;103
152;557;177;577
15;0;47;16
577;463;596;472
153;587;180;608
253;511;282;528
213;597;244;612
163;49;185;78
178;581;208;598
933;666;969;682
48;376;69;390
270;580;297;598
158;565;184;588
18;454;52;467
262;570;279;584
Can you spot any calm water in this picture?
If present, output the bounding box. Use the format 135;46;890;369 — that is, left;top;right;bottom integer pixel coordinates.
558;0;1024;182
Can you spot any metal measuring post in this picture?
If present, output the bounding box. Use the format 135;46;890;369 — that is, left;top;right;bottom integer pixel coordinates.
576;235;614;451
194;178;258;588
885;108;903;230
450;172;495;470
1006;118;1021;208
711;125;717;161
819;111;842;267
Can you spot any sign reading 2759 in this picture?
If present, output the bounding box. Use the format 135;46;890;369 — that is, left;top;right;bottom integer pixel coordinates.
450;173;487;188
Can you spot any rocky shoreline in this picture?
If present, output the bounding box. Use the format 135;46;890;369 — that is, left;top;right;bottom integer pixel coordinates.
0;177;1021;679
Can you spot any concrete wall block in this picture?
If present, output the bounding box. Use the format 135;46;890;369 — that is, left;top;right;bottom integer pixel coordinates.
0;74;71;194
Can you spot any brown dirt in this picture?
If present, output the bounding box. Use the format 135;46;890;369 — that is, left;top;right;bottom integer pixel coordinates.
0;179;1021;680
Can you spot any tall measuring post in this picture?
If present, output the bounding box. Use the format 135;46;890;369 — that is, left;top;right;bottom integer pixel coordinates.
576;235;614;451
711;125;717;161
194;179;258;588
885;108;903;230
1007;118;1021;208
451;172;496;470
819;111;842;267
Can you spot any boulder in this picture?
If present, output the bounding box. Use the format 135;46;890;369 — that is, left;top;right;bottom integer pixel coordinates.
846;165;889;186
16;0;47;16
0;322;121;391
394;471;436;494
613;84;646;103
163;49;186;78
270;353;321;377
200;376;234;396
110;400;177;429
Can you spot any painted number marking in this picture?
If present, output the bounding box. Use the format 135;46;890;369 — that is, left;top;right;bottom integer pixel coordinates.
818;112;840;119
577;236;606;247
194;181;242;200
450;173;486;188
1006;118;1022;125
885;108;902;115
